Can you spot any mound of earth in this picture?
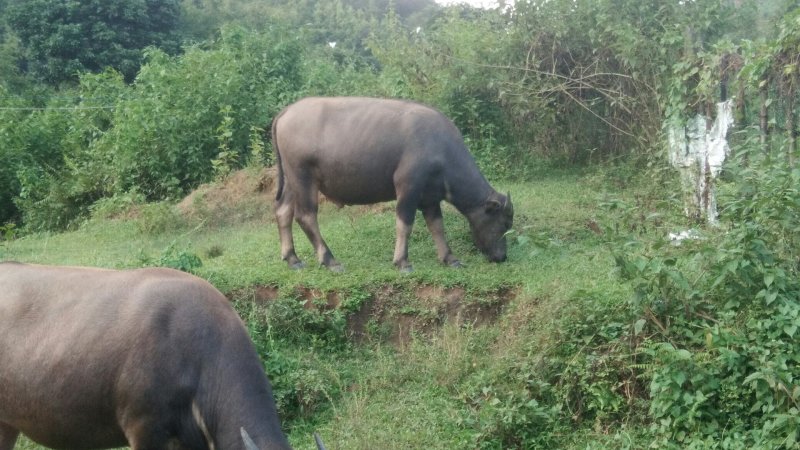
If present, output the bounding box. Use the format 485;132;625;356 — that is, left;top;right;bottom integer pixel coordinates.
178;167;277;226
178;166;396;228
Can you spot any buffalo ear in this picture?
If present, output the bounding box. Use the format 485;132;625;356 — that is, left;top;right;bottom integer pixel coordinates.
241;427;259;450
485;198;503;214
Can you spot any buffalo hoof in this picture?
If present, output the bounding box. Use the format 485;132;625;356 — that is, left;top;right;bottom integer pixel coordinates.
448;260;463;268
399;265;414;274
289;261;306;270
328;263;345;273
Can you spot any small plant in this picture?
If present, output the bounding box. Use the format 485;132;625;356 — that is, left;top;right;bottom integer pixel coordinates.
139;241;203;273
263;296;348;350
212;106;238;180
136;201;184;234
0;223;17;242
248;125;272;167
339;288;372;313
205;244;224;258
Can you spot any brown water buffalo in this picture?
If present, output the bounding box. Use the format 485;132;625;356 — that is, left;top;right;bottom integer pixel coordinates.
0;262;320;450
271;96;514;272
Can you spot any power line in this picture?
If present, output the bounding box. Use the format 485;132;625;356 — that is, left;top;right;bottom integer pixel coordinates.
0;106;115;111
0;95;117;101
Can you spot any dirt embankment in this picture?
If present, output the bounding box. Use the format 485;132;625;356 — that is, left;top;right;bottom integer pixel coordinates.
177;167;278;226
177;166;391;226
234;284;517;348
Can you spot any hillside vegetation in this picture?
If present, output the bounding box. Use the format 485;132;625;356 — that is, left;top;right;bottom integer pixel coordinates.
3;168;631;449
2;0;800;448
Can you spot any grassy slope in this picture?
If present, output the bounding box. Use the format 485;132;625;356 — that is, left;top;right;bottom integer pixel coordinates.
1;170;632;449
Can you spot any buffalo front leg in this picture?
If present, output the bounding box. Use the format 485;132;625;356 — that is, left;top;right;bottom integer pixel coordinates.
0;423;19;450
422;203;461;267
275;194;304;269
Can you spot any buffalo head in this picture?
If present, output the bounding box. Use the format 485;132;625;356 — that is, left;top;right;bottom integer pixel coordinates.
467;192;514;262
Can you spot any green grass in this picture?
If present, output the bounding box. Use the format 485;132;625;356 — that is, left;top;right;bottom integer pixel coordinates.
1;174;609;293
1;170;634;449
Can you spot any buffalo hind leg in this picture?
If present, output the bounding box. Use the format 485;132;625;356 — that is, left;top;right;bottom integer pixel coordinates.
296;213;342;272
275;191;304;269
0;423;19;450
393;199;417;272
422;203;461;267
293;187;343;272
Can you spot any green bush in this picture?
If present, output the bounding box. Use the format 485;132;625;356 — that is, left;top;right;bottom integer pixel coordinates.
239;300;344;421
2;70;124;230
3;26;311;231
0;222;17;241
611;153;800;449
0;86;30;224
101;26;305;200
139;241;203;273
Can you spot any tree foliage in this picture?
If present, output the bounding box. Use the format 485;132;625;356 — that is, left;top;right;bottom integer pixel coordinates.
1;0;796;227
6;0;181;84
2;26;307;230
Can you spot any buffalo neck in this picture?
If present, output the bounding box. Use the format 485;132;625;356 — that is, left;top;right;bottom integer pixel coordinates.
208;333;292;450
443;151;494;215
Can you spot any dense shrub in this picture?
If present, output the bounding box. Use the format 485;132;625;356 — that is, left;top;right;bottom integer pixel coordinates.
611;152;800;449
101;26;304;200
0;88;28;224
3;26;310;229
5;70;124;230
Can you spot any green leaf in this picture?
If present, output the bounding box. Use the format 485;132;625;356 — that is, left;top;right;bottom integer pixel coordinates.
634;318;646;335
766;290;778;305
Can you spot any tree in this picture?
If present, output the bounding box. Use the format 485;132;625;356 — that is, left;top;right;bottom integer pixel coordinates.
7;0;181;84
0;0;24;91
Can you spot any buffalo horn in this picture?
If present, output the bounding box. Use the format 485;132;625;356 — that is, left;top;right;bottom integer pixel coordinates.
314;432;328;450
241;428;259;450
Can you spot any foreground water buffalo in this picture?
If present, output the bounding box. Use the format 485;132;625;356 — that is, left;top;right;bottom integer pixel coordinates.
0;262;319;450
272;96;514;271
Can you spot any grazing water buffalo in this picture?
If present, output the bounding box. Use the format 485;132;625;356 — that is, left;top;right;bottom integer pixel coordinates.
0;262;320;450
272;96;514;271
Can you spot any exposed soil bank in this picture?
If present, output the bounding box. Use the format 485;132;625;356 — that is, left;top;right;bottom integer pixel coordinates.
230;283;518;347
